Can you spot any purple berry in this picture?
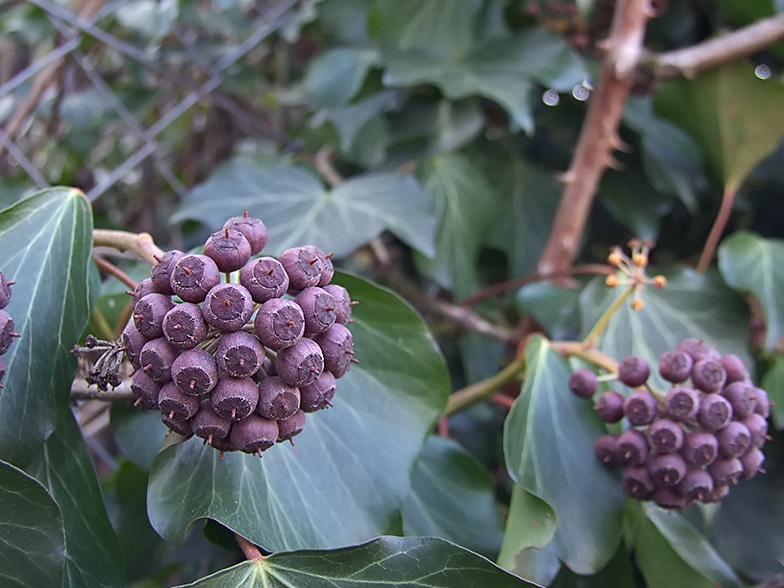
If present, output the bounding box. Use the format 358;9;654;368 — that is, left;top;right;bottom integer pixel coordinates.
720;381;756;419
239;257;289;303
742;413;768;448
568;368;598;399
716;421;752;458
594;434;623;467
171;348;219;396
299;370;336;412
322;284;352;325
623;390;658;425
664;386;700;421
677;338;716;363
0;310;17;355
150;250;185;295
202;283;254;332
720;353;749;384
276;338;324;387
162;302;209;350
158;381;201;421
132;293;174;340
278;246;323;291
648;453;687;487
204;228;252;273
295;287;337;336
191;400;232;444
130;278;158;309
677;468;714;501
618;428;649;466
707;457;743;486
681;431;718;467
122;318;148;369
224;212;268;255
257;376;300;421
0;271;13;309
739;447;765;479
139;338;179;383
753;387;770;418
304;245;334;287
216;331;266;378
229;414;278;455
130;370;161;410
697;394;733;432
653;487;690;510
691;358;727;393
277;410;306;443
210;375;259;421
170;254;221;303
254;298;305;351
594;391;625;423
647;419;684;454
622;466;655;499
312;323;354;378
659;350;693;384
161;412;193;437
702;484;730;504
618;356;650;387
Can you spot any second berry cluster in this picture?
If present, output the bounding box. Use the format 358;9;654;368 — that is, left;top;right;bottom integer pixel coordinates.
122;212;356;457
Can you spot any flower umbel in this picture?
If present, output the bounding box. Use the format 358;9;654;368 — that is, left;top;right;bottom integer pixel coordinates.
606;239;666;311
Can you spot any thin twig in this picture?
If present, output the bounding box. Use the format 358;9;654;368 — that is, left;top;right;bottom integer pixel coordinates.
444;353;527;416
71;378;134;402
696;185;737;273
92;254;138;290
235;534;265;560
537;0;653;276
93;229;165;265
649;12;784;80
461;264;613;307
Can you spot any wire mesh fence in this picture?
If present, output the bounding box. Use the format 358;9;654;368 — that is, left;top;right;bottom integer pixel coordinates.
0;0;303;227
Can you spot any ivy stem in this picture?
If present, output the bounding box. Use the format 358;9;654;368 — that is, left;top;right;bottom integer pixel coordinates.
92;254;138;290
551;341;619;374
444;353;527;416
697;184;737;273
235;533;265;560
582;284;635;348
93;229;165;265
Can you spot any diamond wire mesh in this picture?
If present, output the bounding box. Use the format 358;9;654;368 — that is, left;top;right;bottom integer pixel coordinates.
0;0;298;208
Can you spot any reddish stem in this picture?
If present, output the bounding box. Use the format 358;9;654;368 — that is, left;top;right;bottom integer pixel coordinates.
696;185;737;273
235;533;265;560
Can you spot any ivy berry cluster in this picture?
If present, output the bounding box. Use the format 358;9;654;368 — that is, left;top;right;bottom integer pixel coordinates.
569;339;769;509
121;212;356;457
0;271;19;387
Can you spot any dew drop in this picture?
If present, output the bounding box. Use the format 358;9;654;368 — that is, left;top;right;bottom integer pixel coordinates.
542;89;560;106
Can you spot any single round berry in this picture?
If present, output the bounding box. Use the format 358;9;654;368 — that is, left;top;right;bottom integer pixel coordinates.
133;293;174;340
647;419;684;454
0;310;18;356
322;284;352;325
742;413;768;448
681;431;718;467
677;338;715;363
229;414;278;455
139;338;179;383
191;400;232;444
703;483;730;504
202;283;254;332
277;409;306;443
304;245;334;287
720;353;749;384
313;323;354;378
224;212;268;255
122;318;148;369
257;376;301;421
158;381;201;421
276;338;325;387
216;331;266;378
648;453;687;487
677;468;714;501
720;381;756;419
664;386;700;421
171;348;219;396
210;375;259;421
0;271;14;309
254;298;305;350
622;466;655;500
210;433;235;455
716;421;752;458
299;370;336;412
652;486;690;510
618;428;649;466
150;250;185;295
618;356;650;387
130;370;161;410
753;387;770;418
204;228;252;273
697;394;733;432
659;350;693;384
240;257;289;303
278;246;323;291
739;447;765;480
130;278;158;309
170;254;221;303
162;302;209;350
623;390;658;425
594;434;622;467
691;358;727;393
568;368;598;399
594;391;625;423
707;457;743;486
161;412;193;437
295;287;337;336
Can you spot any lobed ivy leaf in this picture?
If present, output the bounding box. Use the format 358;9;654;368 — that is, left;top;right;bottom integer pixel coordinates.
312;90;402;152
302;48;381;108
718;231;784;351
0;187;93;467
148;273;450;552
0;460;65;588
504;335;625;574
383;30;587;134
26;409;125;588
401;435;504;559
579;269;751;391
171;158;436;259
417;154;502;300
625;503;743;588
172;536;539;588
655;60;784;190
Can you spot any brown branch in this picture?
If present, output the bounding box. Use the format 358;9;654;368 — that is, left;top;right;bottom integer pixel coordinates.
71;378;134;402
650;12;784;80
537;0;653;277
92;254;138;290
93;229;165;265
696;185;737;273
461;264;613;308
